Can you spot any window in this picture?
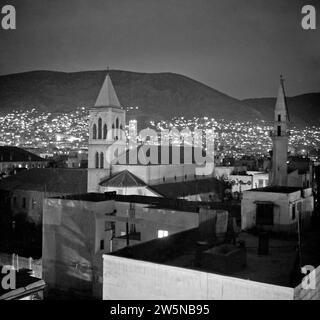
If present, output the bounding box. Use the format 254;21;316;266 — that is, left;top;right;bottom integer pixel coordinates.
256;203;273;225
100;152;104;169
98;118;102;139
277;126;281;136
31;198;36;209
22;197;26;209
95;152;99;169
100;240;104;250
158;230;169;238
278;114;281;122
103;124;108;139
297;202;302;212
116;118;119;129
258;179;264;188
93;124;97;139
292;204;296;220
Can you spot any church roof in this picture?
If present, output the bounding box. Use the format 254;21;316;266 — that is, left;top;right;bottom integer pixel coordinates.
99;170;146;188
94;73;121;108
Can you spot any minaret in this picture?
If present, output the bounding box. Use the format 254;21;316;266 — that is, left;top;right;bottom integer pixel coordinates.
87;71;126;192
270;75;290;186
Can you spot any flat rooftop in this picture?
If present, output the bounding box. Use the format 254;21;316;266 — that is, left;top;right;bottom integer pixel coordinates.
51;192;241;218
247;186;302;194
109;227;314;288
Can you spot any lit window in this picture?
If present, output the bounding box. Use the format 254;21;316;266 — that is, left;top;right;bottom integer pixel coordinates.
158;230;169;238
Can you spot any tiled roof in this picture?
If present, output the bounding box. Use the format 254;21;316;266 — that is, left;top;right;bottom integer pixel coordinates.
149;177;225;198
94;73;121;108
0;146;46;163
0;168;87;194
99;170;146;187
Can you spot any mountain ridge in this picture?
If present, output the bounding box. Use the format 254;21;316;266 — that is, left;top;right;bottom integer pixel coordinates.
0;70;319;127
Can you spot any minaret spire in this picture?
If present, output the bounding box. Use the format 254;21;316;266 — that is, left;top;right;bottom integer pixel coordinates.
270;75;290;186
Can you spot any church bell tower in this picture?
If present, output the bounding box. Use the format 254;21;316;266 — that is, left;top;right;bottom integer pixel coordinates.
87;71;126;192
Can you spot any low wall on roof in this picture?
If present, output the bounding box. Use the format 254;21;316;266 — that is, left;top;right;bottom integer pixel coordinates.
102;254;294;300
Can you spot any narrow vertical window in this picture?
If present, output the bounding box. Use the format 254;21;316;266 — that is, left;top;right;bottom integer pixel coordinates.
103;124;108;139
100;152;104;169
95;152;99;169
277;126;281;136
93;124;97;139
278;114;281;122
98;118;102;139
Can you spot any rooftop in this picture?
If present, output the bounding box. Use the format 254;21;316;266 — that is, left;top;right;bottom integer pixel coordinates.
247;186;302;194
149;177;225;198
0;146;46;163
100;169;146;188
0;168;87;193
108;227;302;287
52;192;241;217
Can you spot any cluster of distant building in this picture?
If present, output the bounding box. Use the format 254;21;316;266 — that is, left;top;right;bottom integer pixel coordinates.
0;74;319;300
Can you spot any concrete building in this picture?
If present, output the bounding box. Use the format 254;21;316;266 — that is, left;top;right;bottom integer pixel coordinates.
229;171;269;194
241;186;314;233
42;192;232;298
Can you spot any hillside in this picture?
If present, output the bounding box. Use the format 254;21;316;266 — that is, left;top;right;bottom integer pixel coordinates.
242;93;320;127
0;70;263;125
0;70;319;127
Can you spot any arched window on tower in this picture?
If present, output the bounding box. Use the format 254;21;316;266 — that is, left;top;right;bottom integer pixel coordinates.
116;118;119;128
98;118;102;139
93;124;97;139
100;152;104;169
103;124;108;140
278;114;281;122
95;152;99;168
112;123;115;139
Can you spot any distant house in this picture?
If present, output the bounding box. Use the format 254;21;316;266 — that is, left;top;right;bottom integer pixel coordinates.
241;186;314;234
66;151;88;169
0;146;48;178
0;168;87;224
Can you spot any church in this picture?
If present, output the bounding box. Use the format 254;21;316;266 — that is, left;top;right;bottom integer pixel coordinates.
87;72;219;201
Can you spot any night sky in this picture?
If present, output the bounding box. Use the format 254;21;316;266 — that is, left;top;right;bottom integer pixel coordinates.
0;0;319;98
